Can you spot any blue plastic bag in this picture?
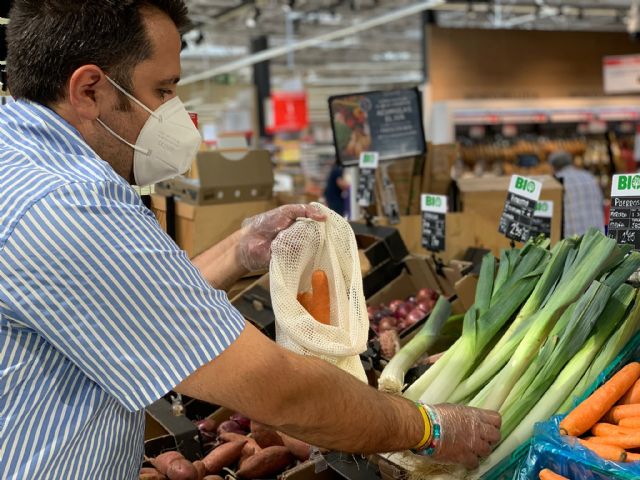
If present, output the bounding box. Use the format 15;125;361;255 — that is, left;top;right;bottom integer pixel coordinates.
514;416;640;479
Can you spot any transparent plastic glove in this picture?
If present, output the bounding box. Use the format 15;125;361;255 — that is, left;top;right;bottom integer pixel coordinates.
237;204;326;271
426;403;501;470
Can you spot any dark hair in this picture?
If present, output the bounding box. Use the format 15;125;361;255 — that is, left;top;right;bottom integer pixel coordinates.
7;0;190;105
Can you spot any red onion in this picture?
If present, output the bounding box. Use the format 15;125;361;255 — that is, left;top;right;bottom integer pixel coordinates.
406;295;417;305
373;311;386;323
388;299;403;313
417;288;433;301
395;303;412;320
378;316;397;332
406;308;426;326
367;306;377;320
230;413;251;431
417;300;433;313
217;420;246;436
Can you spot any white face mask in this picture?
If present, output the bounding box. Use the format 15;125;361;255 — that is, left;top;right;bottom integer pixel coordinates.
96;76;202;187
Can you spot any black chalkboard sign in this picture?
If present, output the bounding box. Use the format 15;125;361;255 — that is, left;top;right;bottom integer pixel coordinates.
329;88;426;166
421;194;447;253
498;175;542;243
609;174;640;250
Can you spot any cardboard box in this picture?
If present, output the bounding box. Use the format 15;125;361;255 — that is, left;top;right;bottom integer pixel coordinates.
230;274;276;339
156;150;274;206
456;175;563;256
151;195;276;258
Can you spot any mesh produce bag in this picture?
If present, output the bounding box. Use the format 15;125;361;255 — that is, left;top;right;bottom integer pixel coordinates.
270;203;369;382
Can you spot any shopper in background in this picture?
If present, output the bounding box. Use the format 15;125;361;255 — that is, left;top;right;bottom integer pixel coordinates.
324;163;349;216
0;1;500;478
549;150;605;237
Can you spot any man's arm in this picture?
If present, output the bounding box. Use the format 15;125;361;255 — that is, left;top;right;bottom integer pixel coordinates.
191;230;247;291
175;322;424;454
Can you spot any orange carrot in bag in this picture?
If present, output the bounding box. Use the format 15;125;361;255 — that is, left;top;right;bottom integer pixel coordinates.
587;434;640;450
606;404;640;424
560;363;640;436
297;270;331;325
539;469;568;480
620;379;640;405
578;439;627;462
592;423;636;437
619;417;640;429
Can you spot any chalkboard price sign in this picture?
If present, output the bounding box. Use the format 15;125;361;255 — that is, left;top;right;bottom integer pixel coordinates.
531;200;553;238
357;152;379;207
498;175;542;243
421;194;447;253
608;174;640;250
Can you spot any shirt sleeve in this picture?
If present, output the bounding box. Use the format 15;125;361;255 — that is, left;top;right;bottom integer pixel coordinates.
0;181;246;412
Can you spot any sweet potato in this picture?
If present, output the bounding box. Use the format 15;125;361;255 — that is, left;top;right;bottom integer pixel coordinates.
139;468;167;480
236;446;294;479
218;431;247;443
279;432;311;461
151;452;184;474
250;421;285;448
166;458;198;480
202;439;247;474
238;438;261;467
202;477;224;480
193;460;206;480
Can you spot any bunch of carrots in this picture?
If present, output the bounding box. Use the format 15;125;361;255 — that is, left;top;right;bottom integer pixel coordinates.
558;362;640;465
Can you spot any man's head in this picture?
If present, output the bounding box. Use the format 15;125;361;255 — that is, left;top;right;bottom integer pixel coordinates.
548;150;573;173
7;0;190;183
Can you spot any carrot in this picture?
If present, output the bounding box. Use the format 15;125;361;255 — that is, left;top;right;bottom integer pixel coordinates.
606;404;640;424
539;469;568;480
626;452;640;462
619;417;640;429
592;423;636;437
297;270;331;325
560;363;640;436
620;379;640;405
587;434;640;450
579;439;627;462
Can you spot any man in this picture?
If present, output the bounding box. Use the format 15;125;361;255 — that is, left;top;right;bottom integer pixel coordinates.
0;2;500;478
548;150;605;237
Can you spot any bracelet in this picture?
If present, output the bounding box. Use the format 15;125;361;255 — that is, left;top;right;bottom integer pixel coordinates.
412;403;432;451
412;404;442;457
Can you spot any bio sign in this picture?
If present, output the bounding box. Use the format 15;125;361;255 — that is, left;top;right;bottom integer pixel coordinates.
421;194;447;252
608;174;640;250
531;200;554;238
357;151;379;207
498;175;542;243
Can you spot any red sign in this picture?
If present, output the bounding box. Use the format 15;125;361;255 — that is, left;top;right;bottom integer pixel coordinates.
268;91;308;133
188;112;199;128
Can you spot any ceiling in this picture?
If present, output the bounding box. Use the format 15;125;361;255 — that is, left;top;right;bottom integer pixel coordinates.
180;0;640;88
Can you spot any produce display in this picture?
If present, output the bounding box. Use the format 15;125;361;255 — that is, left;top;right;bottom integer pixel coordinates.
140;412;314;480
384;229;640;478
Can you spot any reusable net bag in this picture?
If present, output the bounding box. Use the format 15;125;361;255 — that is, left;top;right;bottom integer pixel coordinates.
269;203;369;382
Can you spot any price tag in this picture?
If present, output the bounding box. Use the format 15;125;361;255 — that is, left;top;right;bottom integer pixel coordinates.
608;174;640;249
498;175;542;243
530;200;554;238
357;152;379;207
380;163;400;225
421;194;447;252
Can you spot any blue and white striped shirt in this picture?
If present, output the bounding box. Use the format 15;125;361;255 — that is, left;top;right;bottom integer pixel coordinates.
0;100;246;479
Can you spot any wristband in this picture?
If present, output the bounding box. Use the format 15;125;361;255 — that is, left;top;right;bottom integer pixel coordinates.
412;404;442;457
412;403;432;451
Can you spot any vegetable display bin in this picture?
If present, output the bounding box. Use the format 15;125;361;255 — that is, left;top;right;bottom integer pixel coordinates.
482;331;640;480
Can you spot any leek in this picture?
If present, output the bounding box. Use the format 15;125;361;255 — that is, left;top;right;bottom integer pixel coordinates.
476;284;637;478
405;247;549;403
557;288;640;414
450;239;575;403
475;254;495;315
471;230;617;411
499;281;612;437
378;297;451;394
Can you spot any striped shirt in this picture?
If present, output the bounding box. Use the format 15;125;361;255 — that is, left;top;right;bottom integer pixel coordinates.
556;166;605;237
0;100;245;479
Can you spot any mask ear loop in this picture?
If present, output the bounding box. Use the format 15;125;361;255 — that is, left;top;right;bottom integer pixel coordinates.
95;118;151;156
105;75;161;121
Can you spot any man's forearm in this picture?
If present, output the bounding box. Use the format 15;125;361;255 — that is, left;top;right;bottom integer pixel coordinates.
191;230;248;290
176;324;424;454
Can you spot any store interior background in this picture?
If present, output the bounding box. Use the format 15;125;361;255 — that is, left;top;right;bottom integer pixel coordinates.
175;0;640;215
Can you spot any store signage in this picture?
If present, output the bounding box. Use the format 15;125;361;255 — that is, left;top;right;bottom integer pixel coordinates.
357;152;379;207
531;200;554;238
421;194;447;253
609;174;640;249
603;55;640;94
498;175;542;243
267;91;308;133
329;88;426;166
380;164;401;225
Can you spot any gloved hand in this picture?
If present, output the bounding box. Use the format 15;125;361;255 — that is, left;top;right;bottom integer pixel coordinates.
424;404;501;470
237;204;326;271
